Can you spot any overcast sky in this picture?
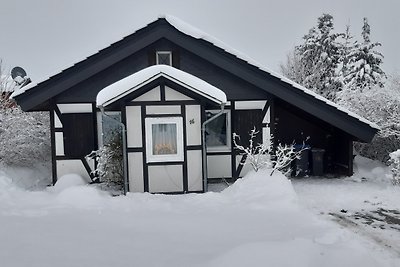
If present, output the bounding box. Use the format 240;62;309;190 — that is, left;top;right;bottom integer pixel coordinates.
1;0;399;81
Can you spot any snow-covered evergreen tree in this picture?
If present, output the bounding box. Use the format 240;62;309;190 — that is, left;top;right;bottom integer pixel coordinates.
339;24;355;80
296;14;344;101
345;18;386;90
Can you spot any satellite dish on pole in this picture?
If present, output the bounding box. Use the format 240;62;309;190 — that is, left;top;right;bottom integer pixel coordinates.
11;66;31;87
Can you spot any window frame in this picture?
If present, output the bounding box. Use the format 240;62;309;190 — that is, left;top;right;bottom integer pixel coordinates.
205;110;231;152
145;117;184;163
156;51;173;66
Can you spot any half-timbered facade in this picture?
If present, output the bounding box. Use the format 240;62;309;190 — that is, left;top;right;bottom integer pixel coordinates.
12;15;379;193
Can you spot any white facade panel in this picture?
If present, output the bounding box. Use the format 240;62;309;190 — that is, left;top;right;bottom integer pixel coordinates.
148;165;183;193
235;100;266;110
146;105;181;115
207;155;232;178
57;103;92;113
55;132;64;156
185;105;201;146
54;112;62;127
128;152;144;193
126;106;142;148
263;107;270;123
187;150;203;191
263;127;271;147
132;87;160;102
56;160;91;182
165;86;193;101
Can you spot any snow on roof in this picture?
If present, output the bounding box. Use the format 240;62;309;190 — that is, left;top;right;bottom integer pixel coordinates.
11;15;378;130
97;65;227;107
162;15;379;130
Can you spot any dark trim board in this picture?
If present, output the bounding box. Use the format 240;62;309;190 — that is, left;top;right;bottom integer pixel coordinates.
50;108;57;185
145;113;183;118
140;105;149;192
181;104;188;192
206;151;232;156
147;161;184;166
187;145;202;150
127;147;144;153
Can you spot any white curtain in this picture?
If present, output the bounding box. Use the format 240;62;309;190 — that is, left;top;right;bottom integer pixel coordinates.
152;123;177;155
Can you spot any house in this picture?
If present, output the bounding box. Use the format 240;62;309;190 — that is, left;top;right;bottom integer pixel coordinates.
12;15;379;194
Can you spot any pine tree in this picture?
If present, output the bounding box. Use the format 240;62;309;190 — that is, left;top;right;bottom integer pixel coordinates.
340;24;355;80
345;18;386;90
296;14;344;101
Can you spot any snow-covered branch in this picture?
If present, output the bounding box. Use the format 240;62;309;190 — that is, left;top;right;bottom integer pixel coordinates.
233;127;309;176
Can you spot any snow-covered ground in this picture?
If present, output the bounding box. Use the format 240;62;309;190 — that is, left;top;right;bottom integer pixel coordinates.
0;159;399;267
292;156;400;258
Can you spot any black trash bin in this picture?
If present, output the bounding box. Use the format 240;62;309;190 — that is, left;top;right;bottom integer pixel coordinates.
293;145;310;177
311;148;325;176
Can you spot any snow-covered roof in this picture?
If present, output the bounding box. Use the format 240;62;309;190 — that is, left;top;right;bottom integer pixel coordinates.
97;65;227;107
11;15;378;130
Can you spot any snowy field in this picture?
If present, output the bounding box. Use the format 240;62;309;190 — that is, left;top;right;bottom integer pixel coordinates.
1;158;399;267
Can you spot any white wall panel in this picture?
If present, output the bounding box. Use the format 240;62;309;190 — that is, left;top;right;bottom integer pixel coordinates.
56;160;91;182
146;105;181;115
148;165;183;193
126;106;142;148
57;103;92;113
263;127;271;147
185;105;201;146
128;152;144;193
263;107;270;123
55;132;64;156
235;101;266;110
54;111;62;127
132;87;160;102
207;155;232;178
187;150;203;191
165;86;193;101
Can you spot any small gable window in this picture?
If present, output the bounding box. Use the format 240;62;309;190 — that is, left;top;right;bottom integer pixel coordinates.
156;51;172;66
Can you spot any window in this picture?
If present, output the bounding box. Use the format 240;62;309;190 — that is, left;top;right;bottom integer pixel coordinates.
145;117;184;162
97;112;121;147
156;51;172;66
205;110;231;151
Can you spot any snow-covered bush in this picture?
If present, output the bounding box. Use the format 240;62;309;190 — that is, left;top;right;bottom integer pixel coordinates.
88;131;123;187
233;128;270;172
389;150;400;185
233;128;308;176
338;77;400;163
0;105;51;167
